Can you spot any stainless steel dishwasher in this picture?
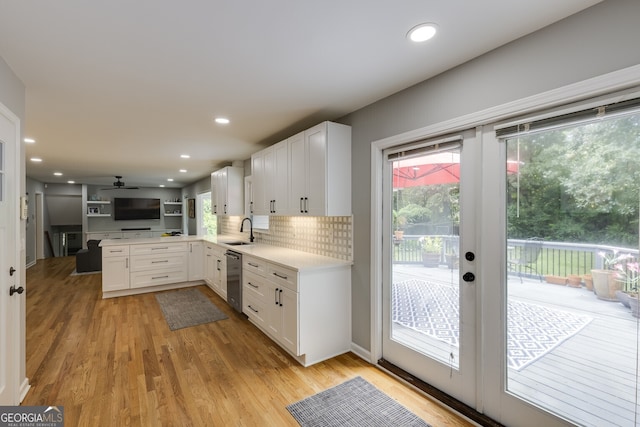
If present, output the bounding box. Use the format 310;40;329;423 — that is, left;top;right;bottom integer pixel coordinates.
225;250;243;313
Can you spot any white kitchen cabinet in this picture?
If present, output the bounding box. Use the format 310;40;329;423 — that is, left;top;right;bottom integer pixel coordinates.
289;121;351;216
188;241;204;281
209;244;227;299
211;166;244;216
241;254;350;366
204;244;215;286
251;138;290;215
102;245;130;292
101;240;195;298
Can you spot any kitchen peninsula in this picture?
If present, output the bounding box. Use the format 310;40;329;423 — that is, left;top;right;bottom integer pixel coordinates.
99;235;352;366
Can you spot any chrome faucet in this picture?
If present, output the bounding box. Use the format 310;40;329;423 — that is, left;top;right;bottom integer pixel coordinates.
240;217;254;242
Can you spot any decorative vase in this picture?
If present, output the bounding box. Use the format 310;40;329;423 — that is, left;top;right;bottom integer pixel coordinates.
591;269;622;301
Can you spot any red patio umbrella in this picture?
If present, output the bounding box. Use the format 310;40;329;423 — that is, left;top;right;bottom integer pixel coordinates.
393;152;519;189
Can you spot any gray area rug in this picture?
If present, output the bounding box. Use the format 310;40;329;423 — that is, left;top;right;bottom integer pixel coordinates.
155;288;227;331
287;376;431;427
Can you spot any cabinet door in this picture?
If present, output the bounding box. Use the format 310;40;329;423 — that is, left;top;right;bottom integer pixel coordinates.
251;153;268;215
102;256;130;291
272;139;290;214
279;287;299;355
188;242;204;281
204;247;215;286
265;281;282;338
289;133;307;214
305;123;327;216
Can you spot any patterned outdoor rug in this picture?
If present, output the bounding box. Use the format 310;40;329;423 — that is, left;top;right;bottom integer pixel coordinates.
392;279;593;370
287;376;430;427
155;288;227;331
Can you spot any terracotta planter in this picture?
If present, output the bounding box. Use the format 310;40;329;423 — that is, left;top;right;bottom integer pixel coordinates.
545;275;567;285
582;274;593;291
591;269;622;301
567;275;582;288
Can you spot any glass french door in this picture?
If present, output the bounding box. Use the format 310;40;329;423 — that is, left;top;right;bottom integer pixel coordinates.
381;130;478;406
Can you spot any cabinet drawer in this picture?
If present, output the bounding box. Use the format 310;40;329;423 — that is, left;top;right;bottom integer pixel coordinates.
267;264;298;292
130;242;188;255
130;268;187;288
130;253;187;272
122;231;153;239
243;256;267;276
243;271;266;298
103;245;129;257
243;292;266;326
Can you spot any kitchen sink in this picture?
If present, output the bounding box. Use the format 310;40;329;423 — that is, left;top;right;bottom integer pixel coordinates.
224;241;252;246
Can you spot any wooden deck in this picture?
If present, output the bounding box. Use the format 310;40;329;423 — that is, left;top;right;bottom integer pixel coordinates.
393;264;640;427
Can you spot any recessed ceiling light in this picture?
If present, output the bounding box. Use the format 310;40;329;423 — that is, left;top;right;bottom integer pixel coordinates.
159;184;165;188
67;180;75;184
167;178;174;182
180;154;190;159
179;169;187;173
215;117;230;125
30;157;43;162
407;23;437;42
53;172;63;176
24;138;35;143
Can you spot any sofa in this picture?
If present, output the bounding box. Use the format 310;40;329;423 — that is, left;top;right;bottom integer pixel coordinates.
75;239;102;272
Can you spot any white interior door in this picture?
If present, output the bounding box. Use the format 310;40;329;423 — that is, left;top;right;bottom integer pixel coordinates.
0;105;20;404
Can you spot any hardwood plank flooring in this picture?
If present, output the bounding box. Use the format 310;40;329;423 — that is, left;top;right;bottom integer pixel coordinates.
23;256;473;426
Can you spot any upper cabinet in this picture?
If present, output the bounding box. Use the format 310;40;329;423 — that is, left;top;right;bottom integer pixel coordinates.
251;138;292;215
289;121;351;216
251;121;351;217
211;166;244;216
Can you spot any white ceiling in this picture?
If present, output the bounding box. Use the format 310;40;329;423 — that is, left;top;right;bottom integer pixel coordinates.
0;0;600;188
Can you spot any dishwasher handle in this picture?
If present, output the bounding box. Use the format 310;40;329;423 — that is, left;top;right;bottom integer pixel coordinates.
224;252;241;260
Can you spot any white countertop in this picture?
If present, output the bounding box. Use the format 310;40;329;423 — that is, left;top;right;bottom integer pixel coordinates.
99;234;352;272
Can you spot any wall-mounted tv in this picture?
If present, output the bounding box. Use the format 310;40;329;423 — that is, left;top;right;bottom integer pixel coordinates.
113;198;161;221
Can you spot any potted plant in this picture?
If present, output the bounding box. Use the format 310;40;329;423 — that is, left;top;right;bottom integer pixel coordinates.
393;210;406;242
592;250;627;301
567;274;582;288
614;259;640;313
419;236;442;268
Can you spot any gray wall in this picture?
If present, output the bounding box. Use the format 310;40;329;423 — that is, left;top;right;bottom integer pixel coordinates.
181;175;212;235
340;0;640;350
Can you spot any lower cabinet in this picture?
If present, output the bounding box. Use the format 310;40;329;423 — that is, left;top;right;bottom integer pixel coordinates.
102;245;130;292
242;255;351;366
101;240;201;298
205;243;227;299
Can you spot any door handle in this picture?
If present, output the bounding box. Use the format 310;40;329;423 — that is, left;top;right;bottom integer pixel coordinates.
463;272;476;282
9;266;16;276
10;285;24;296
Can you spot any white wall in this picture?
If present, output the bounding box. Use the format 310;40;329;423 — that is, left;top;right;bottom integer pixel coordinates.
340;0;640;350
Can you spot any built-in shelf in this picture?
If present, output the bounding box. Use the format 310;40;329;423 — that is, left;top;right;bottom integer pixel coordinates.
88;200;111;204
87;213;111;217
164;201;182;205
164;213;182;217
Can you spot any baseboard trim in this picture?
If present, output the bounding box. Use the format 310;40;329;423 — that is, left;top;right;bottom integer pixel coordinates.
349;342;371;363
18;377;30;403
378;359;503;427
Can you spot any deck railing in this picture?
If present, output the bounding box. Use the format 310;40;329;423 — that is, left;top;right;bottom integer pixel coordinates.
393;235;639;280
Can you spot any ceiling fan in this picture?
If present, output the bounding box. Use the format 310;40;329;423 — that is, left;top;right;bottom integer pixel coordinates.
102;176;139;190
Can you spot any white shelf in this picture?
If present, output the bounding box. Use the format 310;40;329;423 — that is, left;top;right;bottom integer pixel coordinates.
88;200;111;204
87;213;111;217
164;213;182;217
164;201;182;205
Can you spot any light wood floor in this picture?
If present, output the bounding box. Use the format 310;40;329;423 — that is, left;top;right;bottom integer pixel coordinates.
23;256;473;426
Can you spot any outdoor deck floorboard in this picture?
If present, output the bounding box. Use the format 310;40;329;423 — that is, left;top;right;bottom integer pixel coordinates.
393;264;640;426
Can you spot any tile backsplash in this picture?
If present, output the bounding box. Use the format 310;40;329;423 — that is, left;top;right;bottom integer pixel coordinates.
218;216;352;261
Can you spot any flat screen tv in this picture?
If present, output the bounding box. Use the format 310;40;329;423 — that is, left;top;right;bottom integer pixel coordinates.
113;198;161;220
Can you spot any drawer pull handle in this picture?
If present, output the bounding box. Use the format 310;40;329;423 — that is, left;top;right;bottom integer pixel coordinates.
248;282;258;288
248;305;258;313
273;272;288;280
152;275;169;280
275;288;279;305
248;262;259;268
152;260;169;264
111;249;123;253
152;247;169;250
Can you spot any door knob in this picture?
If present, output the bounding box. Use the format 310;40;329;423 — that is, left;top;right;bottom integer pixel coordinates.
462;272;475;282
9;266;15;276
465;252;475;261
9;285;24;296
